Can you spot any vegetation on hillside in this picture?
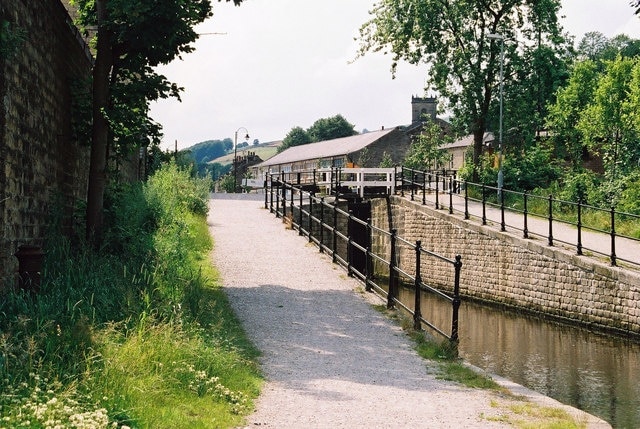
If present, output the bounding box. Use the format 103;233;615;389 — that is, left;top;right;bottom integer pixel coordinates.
0;163;261;428
277;114;358;153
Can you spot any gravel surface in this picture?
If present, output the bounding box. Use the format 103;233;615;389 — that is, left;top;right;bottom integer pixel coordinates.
208;194;611;429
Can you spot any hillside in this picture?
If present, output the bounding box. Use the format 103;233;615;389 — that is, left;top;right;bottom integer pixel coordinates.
207;141;281;166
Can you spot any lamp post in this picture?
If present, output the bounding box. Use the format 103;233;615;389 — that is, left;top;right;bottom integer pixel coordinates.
234;127;250;193
487;33;504;197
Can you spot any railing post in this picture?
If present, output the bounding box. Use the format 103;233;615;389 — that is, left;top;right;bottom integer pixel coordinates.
264;173;268;209
435;173;440;210
387;229;398;309
422;171;427;205
282;184;287;219
464;181;469;220
290;182;294;224
413;240;422;331
400;167;405;197
451;254;462;348
449;177;454;214
319;197;325;253
269;175;274;213
610;206;617;266
365;218;372;292
308;193;313;243
298;186;304;236
453;171;458;194
410;169;415;201
548;194;554;246
313;168;317;190
577;200;583;255
275;177;280;218
347;210;353;276
332;201;338;263
523;191;529;238
500;187;506;232
481;183;487;225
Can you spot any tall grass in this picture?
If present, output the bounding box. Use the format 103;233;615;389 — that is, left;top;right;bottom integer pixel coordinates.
0;162;261;428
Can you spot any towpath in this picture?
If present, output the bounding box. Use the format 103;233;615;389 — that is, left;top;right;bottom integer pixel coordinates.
208;193;610;429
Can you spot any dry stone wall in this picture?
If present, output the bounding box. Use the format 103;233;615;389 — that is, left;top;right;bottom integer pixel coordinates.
371;196;640;336
1;0;92;285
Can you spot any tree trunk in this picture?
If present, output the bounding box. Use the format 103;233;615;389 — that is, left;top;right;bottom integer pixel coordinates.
86;0;113;244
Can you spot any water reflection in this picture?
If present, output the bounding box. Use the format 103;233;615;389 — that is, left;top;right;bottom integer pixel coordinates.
396;286;640;428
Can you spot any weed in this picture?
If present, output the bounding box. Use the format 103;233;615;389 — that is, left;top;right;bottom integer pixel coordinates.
0;162;261;428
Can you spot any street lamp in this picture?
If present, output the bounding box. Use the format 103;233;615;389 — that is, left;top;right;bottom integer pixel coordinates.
487;33;504;197
234;127;250;192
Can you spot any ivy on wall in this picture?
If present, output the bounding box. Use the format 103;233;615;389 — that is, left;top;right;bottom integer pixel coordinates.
0;19;26;59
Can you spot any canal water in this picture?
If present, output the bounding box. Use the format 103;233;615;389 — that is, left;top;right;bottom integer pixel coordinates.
396;286;640;429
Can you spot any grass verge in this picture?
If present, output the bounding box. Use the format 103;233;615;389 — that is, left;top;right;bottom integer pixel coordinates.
0;162;261;428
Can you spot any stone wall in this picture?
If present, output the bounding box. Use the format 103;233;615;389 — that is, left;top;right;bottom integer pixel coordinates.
371;196;640;336
0;0;92;285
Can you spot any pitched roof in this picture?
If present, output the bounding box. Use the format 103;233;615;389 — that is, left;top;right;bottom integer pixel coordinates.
441;132;494;149
256;128;398;167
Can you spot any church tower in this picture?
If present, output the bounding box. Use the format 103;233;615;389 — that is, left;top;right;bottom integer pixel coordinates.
411;96;437;123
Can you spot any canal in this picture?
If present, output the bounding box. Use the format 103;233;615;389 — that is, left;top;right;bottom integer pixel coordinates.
396;286;640;429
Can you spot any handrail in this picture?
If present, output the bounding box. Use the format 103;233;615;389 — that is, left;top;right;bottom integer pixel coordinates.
265;172;462;346
397;166;640;269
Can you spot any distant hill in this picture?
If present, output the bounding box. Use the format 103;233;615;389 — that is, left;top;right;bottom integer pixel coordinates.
207;141;281;166
184;139;233;164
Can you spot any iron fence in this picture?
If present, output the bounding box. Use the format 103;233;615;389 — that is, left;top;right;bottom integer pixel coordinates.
398;166;640;268
265;172;462;345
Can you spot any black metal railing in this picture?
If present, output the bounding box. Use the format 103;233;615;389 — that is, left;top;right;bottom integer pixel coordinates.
398;166;640;269
265;172;462;345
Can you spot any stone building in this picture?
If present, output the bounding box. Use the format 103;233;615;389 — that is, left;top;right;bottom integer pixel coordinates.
251;127;411;180
252;96;452;180
0;0;93;285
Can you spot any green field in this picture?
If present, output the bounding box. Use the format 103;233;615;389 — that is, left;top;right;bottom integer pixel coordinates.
210;142;280;166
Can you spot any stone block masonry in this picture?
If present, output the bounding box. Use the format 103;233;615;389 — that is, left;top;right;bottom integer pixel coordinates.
1;0;92;285
370;196;640;337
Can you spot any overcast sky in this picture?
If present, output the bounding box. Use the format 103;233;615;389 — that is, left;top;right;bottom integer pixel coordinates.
150;0;640;151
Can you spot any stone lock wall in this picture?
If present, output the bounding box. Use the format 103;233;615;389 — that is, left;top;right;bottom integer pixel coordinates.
0;0;92;285
370;196;640;336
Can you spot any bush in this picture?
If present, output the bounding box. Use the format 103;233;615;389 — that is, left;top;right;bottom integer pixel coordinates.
0;162;260;428
555;169;603;205
617;171;640;215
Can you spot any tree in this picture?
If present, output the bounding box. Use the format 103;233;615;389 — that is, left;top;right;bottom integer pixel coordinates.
356;0;565;180
277;126;311;153
577;32;640;62
278;115;357;154
404;121;451;170
547;60;600;168
307;114;357;142
577;57;640;198
577;32;610;61
73;0;242;244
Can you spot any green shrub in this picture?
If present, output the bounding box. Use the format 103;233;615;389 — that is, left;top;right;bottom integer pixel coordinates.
0;162;260;428
617;171;640;215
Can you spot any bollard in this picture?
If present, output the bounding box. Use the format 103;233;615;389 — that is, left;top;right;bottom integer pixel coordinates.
14;244;44;293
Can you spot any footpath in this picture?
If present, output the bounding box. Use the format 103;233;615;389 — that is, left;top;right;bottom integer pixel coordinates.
208;193;611;429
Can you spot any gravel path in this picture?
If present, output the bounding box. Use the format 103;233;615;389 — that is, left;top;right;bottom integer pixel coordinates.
208;194;610;429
